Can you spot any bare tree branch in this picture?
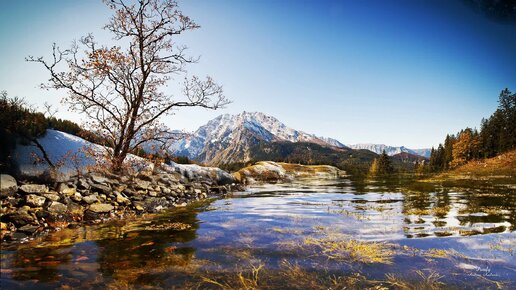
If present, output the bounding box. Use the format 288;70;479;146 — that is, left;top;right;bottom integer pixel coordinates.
28;0;230;172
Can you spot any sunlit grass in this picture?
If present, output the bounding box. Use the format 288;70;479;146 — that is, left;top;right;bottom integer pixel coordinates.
303;236;395;264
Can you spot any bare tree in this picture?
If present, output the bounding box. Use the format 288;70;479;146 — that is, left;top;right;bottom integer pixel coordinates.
27;0;229;172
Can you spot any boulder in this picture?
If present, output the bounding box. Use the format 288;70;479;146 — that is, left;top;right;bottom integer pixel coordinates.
19;184;48;194
89;203;114;213
25;194;46;207
0;174;18;196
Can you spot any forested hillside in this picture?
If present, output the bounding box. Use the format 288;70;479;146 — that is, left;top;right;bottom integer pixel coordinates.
429;88;515;172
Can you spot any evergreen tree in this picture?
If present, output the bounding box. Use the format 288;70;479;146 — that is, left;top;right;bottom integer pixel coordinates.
443;134;455;169
374;150;394;175
497;88;516;152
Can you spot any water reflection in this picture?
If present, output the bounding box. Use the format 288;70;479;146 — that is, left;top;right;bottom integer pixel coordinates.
1;177;515;288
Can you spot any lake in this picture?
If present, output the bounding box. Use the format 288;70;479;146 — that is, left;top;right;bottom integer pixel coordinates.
1;176;515;289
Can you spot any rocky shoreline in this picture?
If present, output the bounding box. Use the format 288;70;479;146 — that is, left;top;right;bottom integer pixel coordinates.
0;170;243;242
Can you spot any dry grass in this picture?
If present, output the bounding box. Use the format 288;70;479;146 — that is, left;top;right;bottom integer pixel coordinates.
201;262;264;290
385;270;444;290
303;236;395;264
450;150;516;177
422;150;516;184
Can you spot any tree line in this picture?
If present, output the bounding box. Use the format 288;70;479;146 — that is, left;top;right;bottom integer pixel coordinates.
0;92;102;172
429;88;515;171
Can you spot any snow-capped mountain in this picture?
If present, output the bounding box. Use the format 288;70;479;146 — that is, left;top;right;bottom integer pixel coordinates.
347;144;431;158
170;112;347;165
411;148;432;158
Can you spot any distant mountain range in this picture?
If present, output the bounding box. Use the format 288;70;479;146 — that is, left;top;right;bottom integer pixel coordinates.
169;112;430;166
347;144;432;158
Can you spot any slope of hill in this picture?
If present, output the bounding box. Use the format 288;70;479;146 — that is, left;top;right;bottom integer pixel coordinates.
12;129;233;183
420;150;516;187
443;150;516;178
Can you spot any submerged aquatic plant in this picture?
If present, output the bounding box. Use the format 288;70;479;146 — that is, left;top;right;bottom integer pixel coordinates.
303;236;396;264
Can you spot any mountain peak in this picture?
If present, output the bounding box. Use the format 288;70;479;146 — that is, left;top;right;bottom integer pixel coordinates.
170;111;346;164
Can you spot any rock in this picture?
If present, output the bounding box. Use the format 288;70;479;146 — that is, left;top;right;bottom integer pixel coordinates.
19;184;48;194
115;192;130;205
3;210;35;227
18;224;39;234
134;180;151;190
82;195;98;204
67;202;84;216
42;193;60;201
89;203;114;213
77;178;90;190
57;183;76;195
122;188;137;196
90;174;108;185
47;201;68;214
115;185;127;192
148;191;158;197
0;174;18;196
90;183;111;194
71;192;82;202
10;232;28;240
25;194;46;207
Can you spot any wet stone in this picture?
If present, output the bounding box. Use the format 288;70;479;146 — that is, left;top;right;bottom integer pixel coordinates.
3;210;35;227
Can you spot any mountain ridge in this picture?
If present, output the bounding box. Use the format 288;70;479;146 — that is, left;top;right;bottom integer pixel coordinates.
170;112;347;165
169;112;430;165
347;144;431;158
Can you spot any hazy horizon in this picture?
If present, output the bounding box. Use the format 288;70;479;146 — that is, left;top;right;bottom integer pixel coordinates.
1;0;515;148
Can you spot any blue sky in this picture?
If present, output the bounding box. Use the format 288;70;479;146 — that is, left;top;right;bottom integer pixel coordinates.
1;0;515;148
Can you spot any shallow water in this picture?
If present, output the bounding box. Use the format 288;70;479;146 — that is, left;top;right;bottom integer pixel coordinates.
1;177;515;289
